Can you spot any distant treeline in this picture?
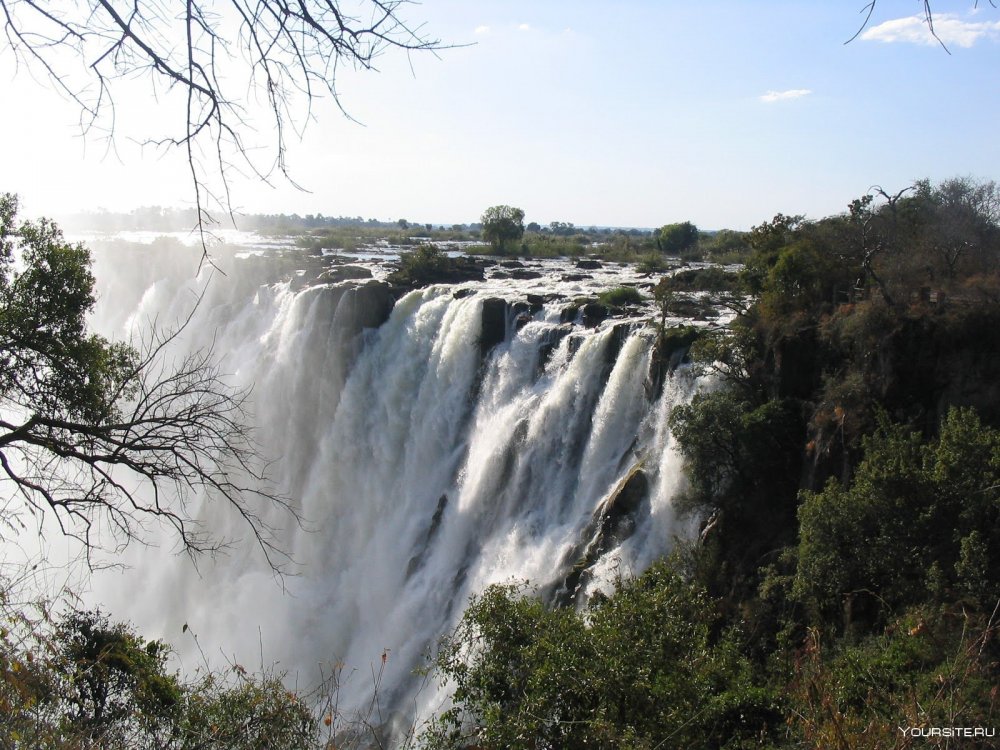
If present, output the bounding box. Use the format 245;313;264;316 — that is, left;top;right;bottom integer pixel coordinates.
59;206;444;233
59;206;665;238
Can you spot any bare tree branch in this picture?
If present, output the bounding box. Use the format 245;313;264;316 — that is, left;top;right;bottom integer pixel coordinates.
0;1;445;265
0;193;298;573
1;321;300;573
848;0;998;52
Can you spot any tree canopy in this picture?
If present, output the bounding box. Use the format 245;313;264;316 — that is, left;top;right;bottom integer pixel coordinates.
480;205;525;254
657;221;699;256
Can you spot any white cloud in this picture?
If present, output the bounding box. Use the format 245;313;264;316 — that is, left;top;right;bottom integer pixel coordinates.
861;14;1000;48
759;89;812;103
518;23;532;32
474;25;490;35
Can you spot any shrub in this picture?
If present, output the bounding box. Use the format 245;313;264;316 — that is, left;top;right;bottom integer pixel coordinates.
421;560;781;749
597;286;644;307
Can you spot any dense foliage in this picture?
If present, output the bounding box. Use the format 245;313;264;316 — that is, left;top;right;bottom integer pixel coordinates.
0;603;316;748
420;178;1000;749
422;565;781;749
480;205;526;254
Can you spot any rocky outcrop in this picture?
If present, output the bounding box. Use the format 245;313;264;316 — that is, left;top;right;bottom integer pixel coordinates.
646;325;701;398
581;302;610;328
480;297;508;358
339;281;396;332
551;465;649;606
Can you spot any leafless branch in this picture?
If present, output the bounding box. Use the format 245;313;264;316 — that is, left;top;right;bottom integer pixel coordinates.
0;310;300;575
0;0;445;264
849;1;999;52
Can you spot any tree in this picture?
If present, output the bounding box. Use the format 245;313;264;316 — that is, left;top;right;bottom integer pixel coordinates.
0;1;441;257
912;177;1000;280
49;609;182;745
0;598;318;748
0;194;291;566
657;221;699;256
421;562;780;749
480;205;525;254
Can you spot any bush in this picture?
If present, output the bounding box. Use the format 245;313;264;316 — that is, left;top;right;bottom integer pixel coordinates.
597;286;644;307
0;596;319;749
421;560;781;749
795;407;1000;629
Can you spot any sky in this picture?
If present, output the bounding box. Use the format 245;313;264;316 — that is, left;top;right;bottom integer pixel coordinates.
2;0;1000;230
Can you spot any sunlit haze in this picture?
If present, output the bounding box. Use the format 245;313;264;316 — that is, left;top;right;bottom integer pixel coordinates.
3;0;999;230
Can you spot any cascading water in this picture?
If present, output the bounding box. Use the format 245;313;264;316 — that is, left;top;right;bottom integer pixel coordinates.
83;238;704;739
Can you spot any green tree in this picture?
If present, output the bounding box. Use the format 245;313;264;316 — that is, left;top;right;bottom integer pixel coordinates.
422;562;780;749
480;205;525;254
657;221;699;255
0;194;290;565
795;408;1000;629
0;597;318;749
49;609;182;745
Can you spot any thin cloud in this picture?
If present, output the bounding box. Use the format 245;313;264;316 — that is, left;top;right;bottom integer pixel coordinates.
759;89;812;103
518;23;532;32
861;14;1000;47
474;25;490;35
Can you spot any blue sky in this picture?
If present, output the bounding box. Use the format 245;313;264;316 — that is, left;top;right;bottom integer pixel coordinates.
3;0;1000;229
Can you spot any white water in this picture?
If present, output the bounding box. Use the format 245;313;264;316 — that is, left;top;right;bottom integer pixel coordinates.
82;241;700;738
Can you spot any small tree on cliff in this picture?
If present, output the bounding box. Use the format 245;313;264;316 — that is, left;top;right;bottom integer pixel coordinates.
481;205;525;254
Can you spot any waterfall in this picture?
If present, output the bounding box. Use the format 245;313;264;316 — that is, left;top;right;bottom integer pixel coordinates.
83;240;700;737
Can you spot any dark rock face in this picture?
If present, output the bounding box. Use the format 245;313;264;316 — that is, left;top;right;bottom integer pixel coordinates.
560;303;581;324
480;298;508;358
509;269;543;280
387;255;488;294
561;273;592;282
581;302;610;328
538;324;574;370
406;494;449;579
646;326;701;398
575;259;603;270
550;466;649;606
341;282;396;331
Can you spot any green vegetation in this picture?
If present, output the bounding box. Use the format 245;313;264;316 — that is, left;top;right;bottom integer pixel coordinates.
657;220;699;256
597;285;644;307
386;243;485;289
419;177;1000;748
0;603;317;749
6;178;1000;747
480;205;525;254
421;562;781;749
